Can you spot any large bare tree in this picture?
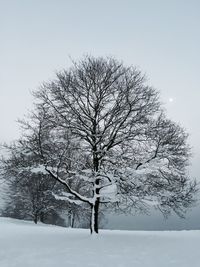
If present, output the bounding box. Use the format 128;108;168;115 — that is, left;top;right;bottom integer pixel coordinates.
20;56;196;233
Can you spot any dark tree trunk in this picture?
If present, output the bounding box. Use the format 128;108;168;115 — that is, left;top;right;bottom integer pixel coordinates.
94;198;100;233
33;214;38;224
69;211;75;228
90;177;100;234
90;198;100;234
40;212;45;223
71;213;75;228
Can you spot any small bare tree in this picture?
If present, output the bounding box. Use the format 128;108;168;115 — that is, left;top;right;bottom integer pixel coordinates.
20;56;196;233
1;142;66;225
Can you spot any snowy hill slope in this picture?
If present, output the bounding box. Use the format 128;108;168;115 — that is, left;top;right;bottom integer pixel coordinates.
0;217;200;267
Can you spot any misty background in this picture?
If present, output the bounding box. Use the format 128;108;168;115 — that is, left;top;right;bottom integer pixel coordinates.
0;0;199;230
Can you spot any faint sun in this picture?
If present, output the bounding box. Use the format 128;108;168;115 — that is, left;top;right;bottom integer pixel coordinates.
169;98;174;103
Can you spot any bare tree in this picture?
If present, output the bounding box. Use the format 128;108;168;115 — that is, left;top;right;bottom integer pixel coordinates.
0;142;66;225
20;56;196;233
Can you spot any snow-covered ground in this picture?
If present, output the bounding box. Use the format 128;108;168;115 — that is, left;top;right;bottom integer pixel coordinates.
0;217;199;267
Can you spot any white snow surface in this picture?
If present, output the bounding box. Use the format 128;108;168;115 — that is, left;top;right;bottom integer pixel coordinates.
0;217;200;267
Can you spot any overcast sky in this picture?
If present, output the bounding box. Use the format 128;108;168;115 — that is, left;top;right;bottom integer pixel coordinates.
0;0;200;229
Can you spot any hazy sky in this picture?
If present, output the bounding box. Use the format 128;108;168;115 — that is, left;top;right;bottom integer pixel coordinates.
0;0;200;229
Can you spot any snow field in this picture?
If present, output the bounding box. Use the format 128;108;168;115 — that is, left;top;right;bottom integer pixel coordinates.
0;217;199;267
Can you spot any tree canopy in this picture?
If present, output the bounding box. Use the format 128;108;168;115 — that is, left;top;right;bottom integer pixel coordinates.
3;56;196;234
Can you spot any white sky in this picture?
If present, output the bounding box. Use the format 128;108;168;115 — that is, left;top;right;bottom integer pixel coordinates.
0;0;199;175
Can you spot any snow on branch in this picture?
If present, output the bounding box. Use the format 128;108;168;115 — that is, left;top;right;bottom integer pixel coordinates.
45;167;93;204
52;193;83;205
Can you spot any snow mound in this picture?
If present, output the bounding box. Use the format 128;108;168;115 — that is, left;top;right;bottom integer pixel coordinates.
0;217;200;267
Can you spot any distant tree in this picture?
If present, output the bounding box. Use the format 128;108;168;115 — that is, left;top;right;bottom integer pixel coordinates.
1;143;65;225
1;140;94;228
18;56;196;234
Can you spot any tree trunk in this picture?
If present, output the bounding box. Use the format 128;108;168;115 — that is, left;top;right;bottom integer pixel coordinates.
33;214;38;224
94;198;100;233
91;140;100;234
71;213;75;228
90;198;100;234
40;212;45;223
69;211;75;228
